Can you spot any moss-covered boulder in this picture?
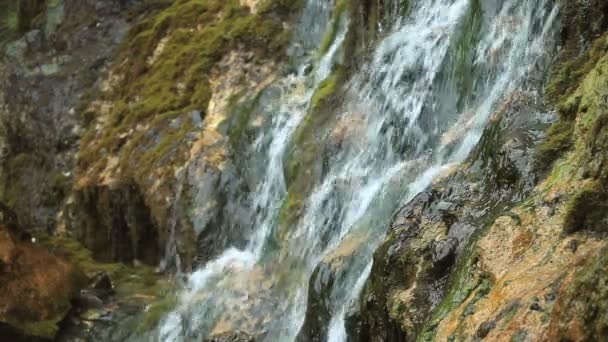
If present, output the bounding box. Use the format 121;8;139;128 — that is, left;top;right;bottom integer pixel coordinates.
0;205;86;340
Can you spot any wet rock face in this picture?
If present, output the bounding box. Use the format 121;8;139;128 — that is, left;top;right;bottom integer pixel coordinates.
68;181;160;265
0;205;86;340
349;2;608;340
297;236;368;342
347;91;550;341
560;0;608;51
346;190;455;342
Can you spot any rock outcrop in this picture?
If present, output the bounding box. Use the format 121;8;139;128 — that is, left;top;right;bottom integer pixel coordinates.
64;0;302;270
0;0;130;232
3;0;608;341
0;205;86;340
347;1;608;341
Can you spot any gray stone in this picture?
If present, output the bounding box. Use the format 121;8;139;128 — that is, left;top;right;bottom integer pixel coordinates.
190;110;203;128
432;238;458;264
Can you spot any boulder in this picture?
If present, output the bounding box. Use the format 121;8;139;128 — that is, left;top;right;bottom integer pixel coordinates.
0;206;86;340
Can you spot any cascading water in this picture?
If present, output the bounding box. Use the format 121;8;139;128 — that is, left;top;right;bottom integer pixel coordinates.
156;0;558;340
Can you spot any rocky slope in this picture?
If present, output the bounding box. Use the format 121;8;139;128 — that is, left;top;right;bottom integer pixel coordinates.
0;0;307;338
1;0;608;341
347;1;608;341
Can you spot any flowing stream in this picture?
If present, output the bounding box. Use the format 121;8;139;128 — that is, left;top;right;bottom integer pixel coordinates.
156;0;558;340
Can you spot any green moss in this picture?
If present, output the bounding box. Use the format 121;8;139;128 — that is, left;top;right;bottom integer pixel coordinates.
309;69;343;112
257;0;303;16
79;0;303;181
19;317;62;339
418;246;481;341
38;235;173;299
1;1;19;33
226;90;264;151
16;0;46;33
552;247;608;340
450;0;482;106
499;304;520;330
291;70;342;168
537;34;608;182
563;180;608;234
276;66;347;240
546;34;608;106
136;294;178;332
510;330;528;342
532;119;574;176
462;278;492;317
276;192;304;241
317;0;349;56
3;153;35;208
41;171;71;206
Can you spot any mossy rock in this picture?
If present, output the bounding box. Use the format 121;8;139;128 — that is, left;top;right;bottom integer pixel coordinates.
16;0;46;32
38;234;173;300
532;119;574;177
548;246;608;340
79;0;303;183
136;294;178;333
563;180;608;234
0;223;87;340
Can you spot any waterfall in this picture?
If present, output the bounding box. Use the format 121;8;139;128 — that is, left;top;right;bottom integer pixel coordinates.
155;0;559;340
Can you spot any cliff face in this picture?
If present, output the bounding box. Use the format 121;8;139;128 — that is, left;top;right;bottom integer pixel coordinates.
0;0;302;270
0;0;130;232
0;0;306;338
348;1;608;341
2;0;608;341
64;0;305;271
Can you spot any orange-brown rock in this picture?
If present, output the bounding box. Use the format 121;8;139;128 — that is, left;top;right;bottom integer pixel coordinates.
0;208;86;340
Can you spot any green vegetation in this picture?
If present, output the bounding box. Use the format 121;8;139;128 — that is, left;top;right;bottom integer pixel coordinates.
226;90;263;151
17;0;46;33
276;66;348;247
309;69;344;111
136;294;178;332
462;277;492;317
79;0;302;182
551;247;608;340
546;34;608;105
38;234;173;299
535;33;608;181
318;0;349;56
532;120;574;176
1;2;19;32
286;66;346;183
563;180;608;234
19;317;63;339
499;303;520;330
35;234;177;333
2;153;35;208
449;0;482;108
418;247;482;340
